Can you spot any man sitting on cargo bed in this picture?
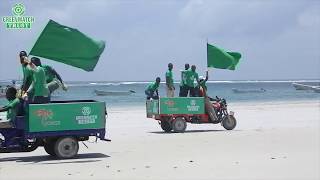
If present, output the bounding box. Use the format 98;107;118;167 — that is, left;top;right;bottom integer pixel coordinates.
0;87;24;128
145;77;161;100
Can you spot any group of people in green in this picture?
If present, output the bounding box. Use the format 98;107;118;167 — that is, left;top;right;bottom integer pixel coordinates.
0;51;67;124
145;63;217;121
145;63;209;99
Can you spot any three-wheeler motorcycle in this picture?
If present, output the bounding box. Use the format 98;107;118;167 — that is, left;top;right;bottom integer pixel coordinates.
0;100;109;159
146;97;237;133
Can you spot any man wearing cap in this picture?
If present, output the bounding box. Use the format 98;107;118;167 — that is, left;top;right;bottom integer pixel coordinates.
19;51;33;92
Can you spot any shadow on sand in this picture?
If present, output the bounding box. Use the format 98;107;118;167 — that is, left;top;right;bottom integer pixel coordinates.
148;129;236;134
0;153;110;164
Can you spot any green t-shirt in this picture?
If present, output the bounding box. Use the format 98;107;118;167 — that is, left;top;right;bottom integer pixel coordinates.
6;98;20;120
166;70;174;87
22;65;33;89
186;70;199;87
146;82;159;92
42;65;56;83
180;70;188;86
31;66;49;97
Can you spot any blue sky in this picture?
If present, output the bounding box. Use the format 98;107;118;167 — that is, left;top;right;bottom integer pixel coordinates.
0;0;319;81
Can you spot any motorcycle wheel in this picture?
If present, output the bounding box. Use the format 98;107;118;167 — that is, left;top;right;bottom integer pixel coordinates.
54;137;79;159
172;117;187;133
44;142;56;156
222;115;237;130
160;120;172;132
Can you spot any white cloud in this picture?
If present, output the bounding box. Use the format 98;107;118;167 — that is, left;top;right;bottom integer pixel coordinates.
0;0;319;81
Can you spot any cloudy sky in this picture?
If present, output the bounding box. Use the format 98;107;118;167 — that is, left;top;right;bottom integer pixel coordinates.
0;0;319;81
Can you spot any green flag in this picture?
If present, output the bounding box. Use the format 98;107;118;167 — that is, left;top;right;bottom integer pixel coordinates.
29;20;105;71
207;43;241;70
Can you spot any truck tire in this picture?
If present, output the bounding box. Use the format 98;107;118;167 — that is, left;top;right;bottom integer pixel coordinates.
54;137;79;159
222;115;237;130
44;142;56;156
172;117;187;133
160;120;172;132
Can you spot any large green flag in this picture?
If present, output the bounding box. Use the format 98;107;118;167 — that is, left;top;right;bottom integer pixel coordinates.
207;43;241;70
29;20;105;71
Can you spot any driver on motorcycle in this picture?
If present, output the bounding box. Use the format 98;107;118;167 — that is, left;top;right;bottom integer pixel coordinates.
198;71;218;122
0;87;23;128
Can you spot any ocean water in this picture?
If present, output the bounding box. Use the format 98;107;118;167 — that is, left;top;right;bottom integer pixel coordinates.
1;80;319;107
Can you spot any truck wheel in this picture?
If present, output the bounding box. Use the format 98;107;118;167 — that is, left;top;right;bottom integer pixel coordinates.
160;120;172;132
222;115;237;130
172;117;187;133
54;137;79;159
44;142;56;156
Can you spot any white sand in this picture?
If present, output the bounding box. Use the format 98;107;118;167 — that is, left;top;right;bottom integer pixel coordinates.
0;101;319;180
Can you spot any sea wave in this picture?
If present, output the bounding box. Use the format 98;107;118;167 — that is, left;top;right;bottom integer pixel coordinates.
206;80;320;84
46;79;320;87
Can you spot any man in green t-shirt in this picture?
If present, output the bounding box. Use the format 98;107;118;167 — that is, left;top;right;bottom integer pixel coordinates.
145;77;161;100
22;58;50;104
186;65;200;97
0;87;23;128
165;63;175;97
198;70;209;94
179;63;190;97
31;57;67;94
19;51;33;92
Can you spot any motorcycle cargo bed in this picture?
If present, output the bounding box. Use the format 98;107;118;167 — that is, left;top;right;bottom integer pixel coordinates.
146;97;205;116
28;100;106;133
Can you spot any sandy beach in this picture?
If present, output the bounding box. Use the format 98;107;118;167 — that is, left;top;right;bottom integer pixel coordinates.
0;100;319;180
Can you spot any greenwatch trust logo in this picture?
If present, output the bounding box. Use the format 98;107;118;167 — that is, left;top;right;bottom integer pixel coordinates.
2;3;35;29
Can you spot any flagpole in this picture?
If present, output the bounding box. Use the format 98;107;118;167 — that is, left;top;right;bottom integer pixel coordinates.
206;38;209;72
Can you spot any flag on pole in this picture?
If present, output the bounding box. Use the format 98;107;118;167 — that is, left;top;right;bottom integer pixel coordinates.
29;20;105;71
207;43;241;70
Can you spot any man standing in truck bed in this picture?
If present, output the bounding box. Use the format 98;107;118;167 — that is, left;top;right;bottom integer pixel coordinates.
179;63;190;97
31;57;67;94
166;63;175;97
186;65;200;97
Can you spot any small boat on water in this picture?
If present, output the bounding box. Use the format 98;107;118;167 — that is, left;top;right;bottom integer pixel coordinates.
232;88;266;93
292;83;316;90
94;89;136;96
292;82;320;92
